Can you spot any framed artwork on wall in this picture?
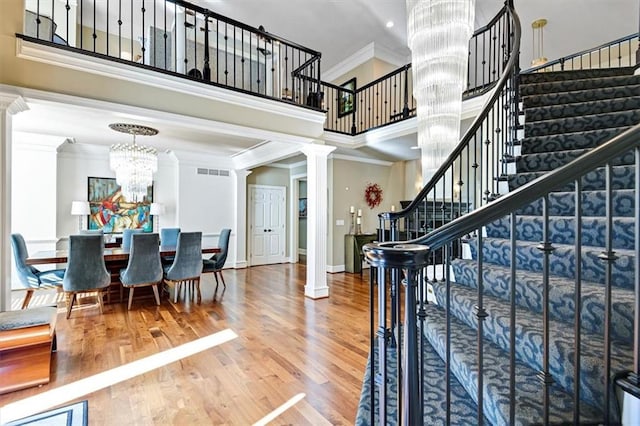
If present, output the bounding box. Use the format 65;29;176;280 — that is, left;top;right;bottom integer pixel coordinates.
298;198;307;218
338;77;356;117
87;177;153;233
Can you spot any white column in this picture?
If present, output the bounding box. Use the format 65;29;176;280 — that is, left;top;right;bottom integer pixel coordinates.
0;95;29;311
233;169;251;269
301;144;336;299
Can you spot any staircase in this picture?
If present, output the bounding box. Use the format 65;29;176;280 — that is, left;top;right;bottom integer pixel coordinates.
357;67;640;424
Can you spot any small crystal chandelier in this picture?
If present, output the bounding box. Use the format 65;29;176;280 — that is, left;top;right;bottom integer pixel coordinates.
406;0;476;181
108;123;159;202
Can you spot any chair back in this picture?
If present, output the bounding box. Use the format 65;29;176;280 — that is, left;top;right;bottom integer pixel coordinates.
122;228;143;251
63;235;110;292
10;233;39;288
160;228;180;247
121;233;163;285
165;232;202;281
80;229;103;235
214;229;231;269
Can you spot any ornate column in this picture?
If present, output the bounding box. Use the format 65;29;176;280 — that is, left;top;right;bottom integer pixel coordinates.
233;169;251;268
0;95;29;311
300;144;336;299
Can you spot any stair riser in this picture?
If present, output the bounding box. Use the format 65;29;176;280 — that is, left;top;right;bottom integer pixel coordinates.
520;127;629;155
524;111;640;137
508;166;636;191
486;216;635;250
516;149;634;173
525;97;640;122
520;75;640;97
522;85;640;108
520;68;634;85
515;190;635;217
467;239;636;289
430;284;630;413
450;259;635;344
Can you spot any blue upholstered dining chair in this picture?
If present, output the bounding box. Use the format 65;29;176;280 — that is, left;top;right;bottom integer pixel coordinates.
163;232;202;303
202;229;231;297
160;227;180;265
120;233;163;310
62;234;110;319
122;228;143;251
10;233;65;309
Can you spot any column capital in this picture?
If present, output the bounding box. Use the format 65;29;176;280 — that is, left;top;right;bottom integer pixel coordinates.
232;169;252;179
300;143;336;158
0;95;29;116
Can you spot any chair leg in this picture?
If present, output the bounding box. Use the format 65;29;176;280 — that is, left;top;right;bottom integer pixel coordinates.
218;270;227;289
97;290;104;314
66;293;76;319
152;284;160;306
195;277;201;304
21;289;34;309
174;281;179;304
127;287;134;310
213;272;220;296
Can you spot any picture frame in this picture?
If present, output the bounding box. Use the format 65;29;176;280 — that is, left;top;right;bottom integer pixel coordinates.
298;198;307;218
338;77;356;118
87;177;153;233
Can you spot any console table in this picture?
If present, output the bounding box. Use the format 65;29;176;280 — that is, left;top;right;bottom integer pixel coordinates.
345;233;377;274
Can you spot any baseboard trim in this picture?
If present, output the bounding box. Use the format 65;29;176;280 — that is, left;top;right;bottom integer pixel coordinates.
234;261;248;269
327;264;345;273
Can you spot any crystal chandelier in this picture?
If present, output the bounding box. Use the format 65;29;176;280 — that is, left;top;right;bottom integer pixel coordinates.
406;0;476;180
108;123;158;202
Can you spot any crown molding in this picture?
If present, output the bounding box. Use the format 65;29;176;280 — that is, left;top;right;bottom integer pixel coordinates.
330;153;393;167
323;42;409;83
269;160;307;170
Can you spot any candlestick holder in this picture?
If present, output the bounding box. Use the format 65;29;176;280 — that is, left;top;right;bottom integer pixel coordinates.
349;212;356;234
356;216;362;234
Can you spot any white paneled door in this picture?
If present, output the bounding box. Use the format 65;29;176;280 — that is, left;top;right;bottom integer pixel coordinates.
249;185;286;266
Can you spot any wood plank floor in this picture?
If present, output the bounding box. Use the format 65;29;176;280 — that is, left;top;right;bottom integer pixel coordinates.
0;264;374;425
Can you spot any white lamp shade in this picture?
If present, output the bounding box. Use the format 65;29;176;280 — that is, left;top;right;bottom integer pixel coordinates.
150;202;165;215
71;201;90;215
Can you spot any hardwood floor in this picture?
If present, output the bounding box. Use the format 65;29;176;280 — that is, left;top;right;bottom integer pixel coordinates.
0;264;373;425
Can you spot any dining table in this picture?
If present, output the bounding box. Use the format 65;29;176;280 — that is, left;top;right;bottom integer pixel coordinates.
26;245;221;304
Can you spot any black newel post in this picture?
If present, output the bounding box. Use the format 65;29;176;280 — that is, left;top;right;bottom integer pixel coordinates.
402;66;410;119
203;10;211;81
350;88;357;135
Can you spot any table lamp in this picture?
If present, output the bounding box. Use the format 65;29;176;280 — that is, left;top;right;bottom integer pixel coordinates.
150;202;165;231
71;201;90;232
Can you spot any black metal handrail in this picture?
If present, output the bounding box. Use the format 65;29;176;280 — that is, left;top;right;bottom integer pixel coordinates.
525;33;639;73
19;0;322;109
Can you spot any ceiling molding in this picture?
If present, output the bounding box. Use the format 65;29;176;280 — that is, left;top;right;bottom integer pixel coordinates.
323;42;409;83
16;39;326;126
330;153;393;167
269;160;307;170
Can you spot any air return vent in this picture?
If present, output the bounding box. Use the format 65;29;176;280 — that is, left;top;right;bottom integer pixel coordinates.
196;168;230;177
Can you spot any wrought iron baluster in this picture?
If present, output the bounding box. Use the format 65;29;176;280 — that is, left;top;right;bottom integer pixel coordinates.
509;212;516;425
476;229;486;425
573;177;583;424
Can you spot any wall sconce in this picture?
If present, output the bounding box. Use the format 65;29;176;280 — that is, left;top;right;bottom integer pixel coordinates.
70;201;90;232
150;202;165;231
531;18;548;67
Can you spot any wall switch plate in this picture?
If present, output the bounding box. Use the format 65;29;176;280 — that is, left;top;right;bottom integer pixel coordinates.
336;219;345;226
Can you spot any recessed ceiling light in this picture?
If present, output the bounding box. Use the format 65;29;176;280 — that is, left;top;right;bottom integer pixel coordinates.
386;21;394;28
410;145;420;150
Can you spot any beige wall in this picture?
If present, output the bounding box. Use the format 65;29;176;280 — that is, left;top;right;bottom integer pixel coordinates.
331;57;398;87
330;158;404;267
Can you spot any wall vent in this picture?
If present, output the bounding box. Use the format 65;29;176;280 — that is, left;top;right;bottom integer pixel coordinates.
196;167;230;177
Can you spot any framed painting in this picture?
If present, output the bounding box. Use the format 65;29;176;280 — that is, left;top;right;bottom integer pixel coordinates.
298;198;307;218
87;177;153;233
338;77;356;117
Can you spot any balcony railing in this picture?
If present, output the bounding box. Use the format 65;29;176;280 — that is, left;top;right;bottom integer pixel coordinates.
19;0;322;109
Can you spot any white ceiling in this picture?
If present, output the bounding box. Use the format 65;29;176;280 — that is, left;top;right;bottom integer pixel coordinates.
15;0;638;166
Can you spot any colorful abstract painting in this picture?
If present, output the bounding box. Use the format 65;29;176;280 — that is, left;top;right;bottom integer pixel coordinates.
87;177;153;233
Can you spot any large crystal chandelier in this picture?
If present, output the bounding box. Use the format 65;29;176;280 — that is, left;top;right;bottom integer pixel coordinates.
406;0;476;181
108;123;158;202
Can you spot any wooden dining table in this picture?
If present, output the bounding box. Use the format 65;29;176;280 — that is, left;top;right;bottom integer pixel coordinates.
26;245;221;304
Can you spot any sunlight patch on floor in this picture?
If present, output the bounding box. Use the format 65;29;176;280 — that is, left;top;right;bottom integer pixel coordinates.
252;393;306;426
0;329;238;424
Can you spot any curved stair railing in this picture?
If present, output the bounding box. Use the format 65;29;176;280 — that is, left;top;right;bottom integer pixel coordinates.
364;117;640;425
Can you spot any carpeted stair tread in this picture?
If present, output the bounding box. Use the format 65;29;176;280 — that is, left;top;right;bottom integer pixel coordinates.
355;332;485;425
507;165;635;192
430;283;631;414
520;74;640;97
422;305;604;425
449;258;635;343
485;215;635;250
514;189;635;217
525;96;640;122
467;237;636;289
524;110;640;137
521;84;640;108
515;148;634;172
519;67;634;85
520;127;630;155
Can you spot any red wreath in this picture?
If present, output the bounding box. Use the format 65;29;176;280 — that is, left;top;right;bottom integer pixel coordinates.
364;183;383;209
